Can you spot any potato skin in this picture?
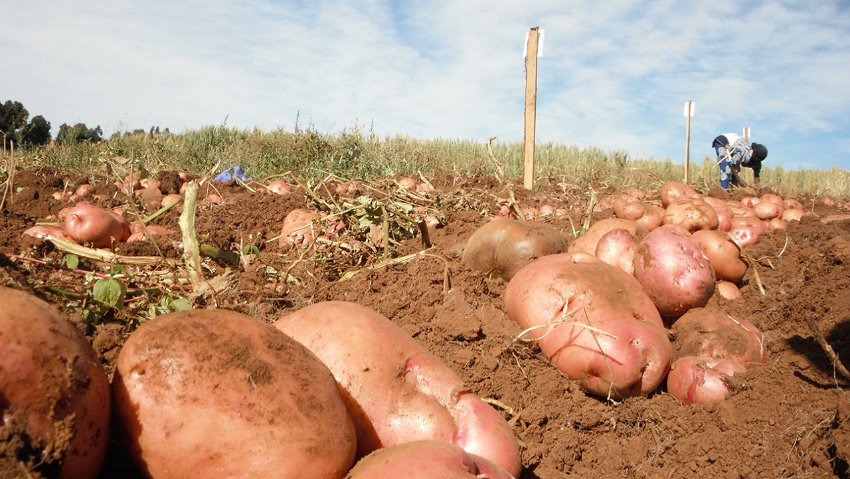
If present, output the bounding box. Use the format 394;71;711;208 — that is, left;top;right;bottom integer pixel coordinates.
345;440;515;479
113;309;356;479
690;230;748;283
462;218;567;281
504;253;671;399
666;356;746;405
0;286;111;479
662;197;719;233
594;228;637;275
61;202;131;247
660;181;700;208
274;301;521;478
568;218;645;256
634;226;715;321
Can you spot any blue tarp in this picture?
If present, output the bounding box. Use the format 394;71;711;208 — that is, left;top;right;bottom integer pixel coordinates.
215;166;251;182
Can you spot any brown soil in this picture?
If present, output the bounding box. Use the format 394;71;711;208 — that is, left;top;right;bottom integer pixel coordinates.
1;168;849;479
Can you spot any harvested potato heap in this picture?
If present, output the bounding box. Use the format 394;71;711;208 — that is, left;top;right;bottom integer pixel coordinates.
0;286;112;479
458;180;793;404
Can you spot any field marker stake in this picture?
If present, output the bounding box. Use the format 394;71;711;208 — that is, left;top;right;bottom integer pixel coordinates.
683;101;694;184
523;27;540;190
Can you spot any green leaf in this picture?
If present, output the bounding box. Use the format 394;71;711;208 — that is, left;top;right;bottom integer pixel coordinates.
62;254;79;270
170;298;192;311
92;278;126;310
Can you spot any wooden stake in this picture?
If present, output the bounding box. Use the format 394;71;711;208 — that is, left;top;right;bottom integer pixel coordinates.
684;101;692;184
523;27;539;191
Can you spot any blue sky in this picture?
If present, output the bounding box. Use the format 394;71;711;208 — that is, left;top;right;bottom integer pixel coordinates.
2;0;848;171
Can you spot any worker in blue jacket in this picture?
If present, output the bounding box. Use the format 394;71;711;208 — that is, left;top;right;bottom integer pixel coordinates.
712;133;768;189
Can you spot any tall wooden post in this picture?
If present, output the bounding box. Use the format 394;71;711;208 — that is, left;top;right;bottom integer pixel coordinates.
523;27;539;191
683;100;693;184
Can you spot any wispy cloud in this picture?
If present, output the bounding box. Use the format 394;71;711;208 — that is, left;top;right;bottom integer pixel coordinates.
1;0;847;169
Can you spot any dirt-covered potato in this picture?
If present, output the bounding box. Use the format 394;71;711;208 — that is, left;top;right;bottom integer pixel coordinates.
112;309;356;479
670;307;765;367
613;198;663;231
462;218;567;281
690;230;748;283
702;196;734;232
662;197;719;233
344;440;515;479
59;202;131;247
275;301;522;478
659;181;701;208
504;253;672;399
568;218;646;256
0;286;111;479
633;226;716;321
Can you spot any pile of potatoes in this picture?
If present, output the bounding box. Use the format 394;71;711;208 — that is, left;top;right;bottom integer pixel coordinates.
462;181;807;404
0;287;520;478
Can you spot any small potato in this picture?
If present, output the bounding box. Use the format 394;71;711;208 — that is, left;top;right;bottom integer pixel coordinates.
275;301;522;477
462;218;567;281
398;177;416;190
768;218;788;231
690;230;748;283
113;309;356;479
729;217;765;247
716;280;742;300
505;253;671;399
671;307;765;366
613;198;663;231
279;208;323;249
594;228;637;275
633;226;716;321
345;440;515;479
782;208;805;222
741;196;760;209
0;286;111;479
266;180;292;196
662;197;719;233
568;218;646;256
784;198;804;210
753;201;782;220
666;356;747;405
660;181;701;208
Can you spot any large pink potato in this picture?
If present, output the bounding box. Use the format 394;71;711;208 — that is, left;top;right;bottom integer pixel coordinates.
633;226;716;321
344;440;515;479
702;196;733;232
462;218;567;281
568;218;646;256
662;197;719;233
59;202;131;247
594;228;637;275
0;286;111;479
690;230;749;283
274;301;522;478
113;309;356;479
504;253;672;399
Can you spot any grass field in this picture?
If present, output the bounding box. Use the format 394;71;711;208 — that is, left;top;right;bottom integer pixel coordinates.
4;123;849;199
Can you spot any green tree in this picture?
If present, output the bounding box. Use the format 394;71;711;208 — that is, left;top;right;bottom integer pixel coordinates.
23;115;51;145
0;100;29;148
57;123;103;144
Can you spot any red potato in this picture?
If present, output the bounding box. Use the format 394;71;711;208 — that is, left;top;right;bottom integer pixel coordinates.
613;198;664;231
822;214;850;224
729;217;765;247
201;193;223;204
538;204;555;216
633;225;716;321
126;221;176;242
660;181;701;208
274;301;522;478
462;218;568;281
716;280;742;300
726;201;756;218
0;286;111;479
753;200;782;220
279;209;323;249
782;208;805;222
784;198;804;210
671;307;765;367
690;230;748;283
741;196;760;209
345;440;515;479
416;182;435;195
139;178;161;190
666;356;747;405
113;309;356;479
398;177;416;190
662;197;719;232
702;196;733;232
61;202;131;247
71;183;95;200
594;228;637;275
504;253;672;399
768;218;788;231
522;207;539;220
266;179;292;196
568;218;646;256
160;192;183;208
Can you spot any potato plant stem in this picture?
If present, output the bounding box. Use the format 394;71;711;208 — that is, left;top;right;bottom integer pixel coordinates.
179;181;202;288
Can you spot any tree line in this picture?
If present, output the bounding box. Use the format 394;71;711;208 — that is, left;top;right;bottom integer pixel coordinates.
1;100;105;149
